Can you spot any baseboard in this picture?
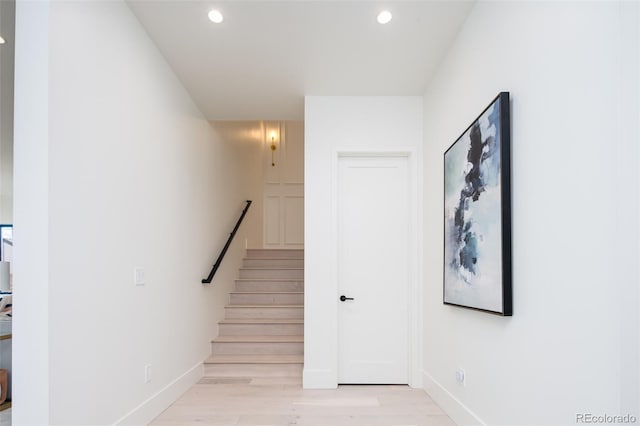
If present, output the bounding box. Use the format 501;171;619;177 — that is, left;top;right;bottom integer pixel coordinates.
302;368;337;389
422;370;486;426
114;362;203;426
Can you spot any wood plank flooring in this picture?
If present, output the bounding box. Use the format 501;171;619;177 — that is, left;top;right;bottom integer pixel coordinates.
0;408;8;426
150;378;456;426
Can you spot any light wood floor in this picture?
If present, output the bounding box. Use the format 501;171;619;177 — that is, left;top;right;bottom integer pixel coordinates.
0;407;9;426
150;377;457;426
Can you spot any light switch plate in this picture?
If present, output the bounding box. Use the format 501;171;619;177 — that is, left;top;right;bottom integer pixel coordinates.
144;364;151;383
134;268;145;286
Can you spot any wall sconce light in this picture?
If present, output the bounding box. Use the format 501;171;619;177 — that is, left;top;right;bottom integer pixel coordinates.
269;130;278;167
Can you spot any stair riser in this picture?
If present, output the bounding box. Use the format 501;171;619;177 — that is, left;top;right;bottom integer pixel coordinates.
219;323;304;336
236;281;304;292
204;363;302;377
243;258;304;268
225;307;303;319
247;249;304;259
230;293;304;305
239;269;304;279
211;342;303;355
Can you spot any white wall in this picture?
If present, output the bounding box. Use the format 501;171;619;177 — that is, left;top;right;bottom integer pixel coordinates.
13;1;50;424
304;96;422;388
422;2;639;425
263;120;304;249
14;1;254;424
210;121;265;249
210;120;304;249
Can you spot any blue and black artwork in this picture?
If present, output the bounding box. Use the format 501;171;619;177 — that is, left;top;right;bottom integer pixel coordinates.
444;94;508;314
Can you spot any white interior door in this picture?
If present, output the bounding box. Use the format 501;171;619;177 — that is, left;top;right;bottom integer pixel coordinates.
337;154;409;384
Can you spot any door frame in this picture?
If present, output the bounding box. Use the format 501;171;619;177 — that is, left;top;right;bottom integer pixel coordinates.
331;149;423;388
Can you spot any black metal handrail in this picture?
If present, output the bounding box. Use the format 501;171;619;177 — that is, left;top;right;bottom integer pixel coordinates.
202;200;252;284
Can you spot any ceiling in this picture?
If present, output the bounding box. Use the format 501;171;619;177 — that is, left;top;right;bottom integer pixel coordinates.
127;1;475;121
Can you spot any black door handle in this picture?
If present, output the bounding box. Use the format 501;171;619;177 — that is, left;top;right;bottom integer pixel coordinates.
340;295;354;302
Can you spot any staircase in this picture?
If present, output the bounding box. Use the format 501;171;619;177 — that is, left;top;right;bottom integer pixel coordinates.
204;249;304;381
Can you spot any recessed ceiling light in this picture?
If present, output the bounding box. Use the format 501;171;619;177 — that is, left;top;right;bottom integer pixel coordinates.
208;9;224;24
377;10;392;25
0;36;5;45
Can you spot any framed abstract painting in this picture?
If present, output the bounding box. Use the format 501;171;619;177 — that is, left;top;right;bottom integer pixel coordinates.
443;92;512;316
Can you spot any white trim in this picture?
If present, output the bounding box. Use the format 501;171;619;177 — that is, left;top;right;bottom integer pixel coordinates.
337;150;413;158
283;195;304;245
422;370;486;426
263;195;281;247
302;368;337;389
332;148;423;387
113;362;203;426
408;144;424;388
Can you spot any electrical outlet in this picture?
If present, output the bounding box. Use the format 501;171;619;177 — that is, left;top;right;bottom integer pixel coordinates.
456;368;466;386
134;268;145;286
145;364;152;383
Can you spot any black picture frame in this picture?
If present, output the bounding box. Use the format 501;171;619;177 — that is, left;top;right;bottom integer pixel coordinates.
443;92;512;316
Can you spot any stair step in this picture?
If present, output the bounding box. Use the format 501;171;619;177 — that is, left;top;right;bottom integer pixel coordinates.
243;258;304;268
212;342;303;355
219;318;303;335
235;279;304;292
224;305;304;319
213;335;303;343
204;354;303;377
205;354;303;364
239;268;304;279
246;249;304;259
219;319;304;324
211;335;303;355
229;291;304;305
